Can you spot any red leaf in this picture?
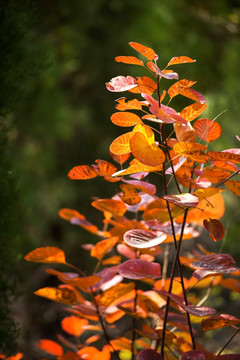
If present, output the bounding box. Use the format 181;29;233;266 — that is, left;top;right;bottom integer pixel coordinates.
124;229;167;248
137;349;163;360
181;350;206;360
203;218;225;241
217;356;240;360
106;76;138;92
118;259;161;279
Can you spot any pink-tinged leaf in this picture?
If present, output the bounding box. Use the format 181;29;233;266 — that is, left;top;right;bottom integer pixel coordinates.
174;87;206;104
129;42;156;61
147;62;179;80
122;179;156;195
201;314;240;332
137;348;163;360
115;56;144;66
118;259;161;280
106;76;138;92
181;350;206;360
203;218;225;241
111;112;143;127
167;56;196;67
124;229;167;248
163;193;199;208
157;289;216;317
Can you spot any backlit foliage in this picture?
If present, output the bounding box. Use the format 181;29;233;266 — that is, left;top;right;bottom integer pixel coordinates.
21;42;240;360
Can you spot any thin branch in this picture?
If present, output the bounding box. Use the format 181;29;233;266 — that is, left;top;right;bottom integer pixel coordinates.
215;169;240;188
216;327;240;356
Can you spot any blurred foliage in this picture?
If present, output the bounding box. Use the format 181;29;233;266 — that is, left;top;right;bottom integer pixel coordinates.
1;0;240;356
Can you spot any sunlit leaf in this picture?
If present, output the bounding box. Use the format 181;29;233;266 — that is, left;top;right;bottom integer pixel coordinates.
124;229;167;248
5;355;23;360
111;112;143;127
118;259;160;279
174;122;196;143
115;56;144;66
193;118;222;142
167;56;196;67
129;76;157;95
36;339;63;356
106;75;137;92
110;151;131;165
61;316;88;336
91;236;119;260
180;103;207;121
203;218;225;241
130;132;165;167
137;349;163;360
77;346;111;360
91;199;127;217
208;150;240;164
176;87;206;104
168;79;197;98
34;286;77;305
69;275;101;290
173;141;207;155
193;188;223;202
129;42;155;61
112;158;162;177
163;193;199;208
199;168;231;183
109;132;132;155
225;180;240;197
25;246;66;264
181;350;206;360
96;282;135;307
201;314;240;332
115;97;143;111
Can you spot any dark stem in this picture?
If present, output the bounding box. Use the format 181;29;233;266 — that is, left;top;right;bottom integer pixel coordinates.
215;168;240;188
131;283;138;360
216;327;240;356
91;288;120;360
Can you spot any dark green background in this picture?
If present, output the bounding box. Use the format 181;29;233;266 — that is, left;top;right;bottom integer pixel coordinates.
0;0;239;357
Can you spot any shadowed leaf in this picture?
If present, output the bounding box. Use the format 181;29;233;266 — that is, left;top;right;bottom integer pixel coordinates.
181;350;206;360
118;259;161;279
96;282;135;307
225;180;240;197
34;286;77;305
201;314;240;332
137;348;163;360
37;339;63;356
203;218;225;241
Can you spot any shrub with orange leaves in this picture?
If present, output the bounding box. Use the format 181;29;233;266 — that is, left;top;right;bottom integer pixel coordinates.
22;42;240;360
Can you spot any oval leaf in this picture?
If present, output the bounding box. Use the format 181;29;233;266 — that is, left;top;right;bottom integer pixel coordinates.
115;56;144;66
118;259;161;279
106;75;137;92
167;56;196;67
111;112;143;127
163;193;199;208
37;339;63;356
34;286;77;305
129;42;155;61
91;199;127;217
225;180;240;197
201;314;240;332
61;316;88;336
180;103;207;121
137;349;163;360
124;229;167;248
110;132;132;155
193;118;222;142
25;247;66;264
68;165;98;180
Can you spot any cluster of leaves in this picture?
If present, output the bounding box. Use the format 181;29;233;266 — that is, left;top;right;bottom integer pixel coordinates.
16;42;240;359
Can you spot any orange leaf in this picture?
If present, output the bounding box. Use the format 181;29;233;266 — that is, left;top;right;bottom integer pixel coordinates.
119;183;142;205
96;282;135;307
115;97;143;111
208;151;240;164
61;316;88;336
115;56;144;66
111;112;143;127
102;255;121;265
174;122;196;143
203;218;225;241
37;339;63;356
110;337;132;351
225;180;240;197
68;165;98;180
167;56;196;67
193;118;222;142
180;103;207;121
91;199;127;217
129;76;157;95
130;132;165;167
34;286;77;305
168;79;197;98
200;168;231;183
193;188;223;201
112;158;162;177
170;87;206;104
24;246;66;264
78;347;111;360
69;276;101;290
59;208;98;234
91;236;119;260
129;42;155;61
6;355;23;360
201;314;240;332
109;151;130;165
109;132;132;155
173;141;207;155
220;278;240;293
